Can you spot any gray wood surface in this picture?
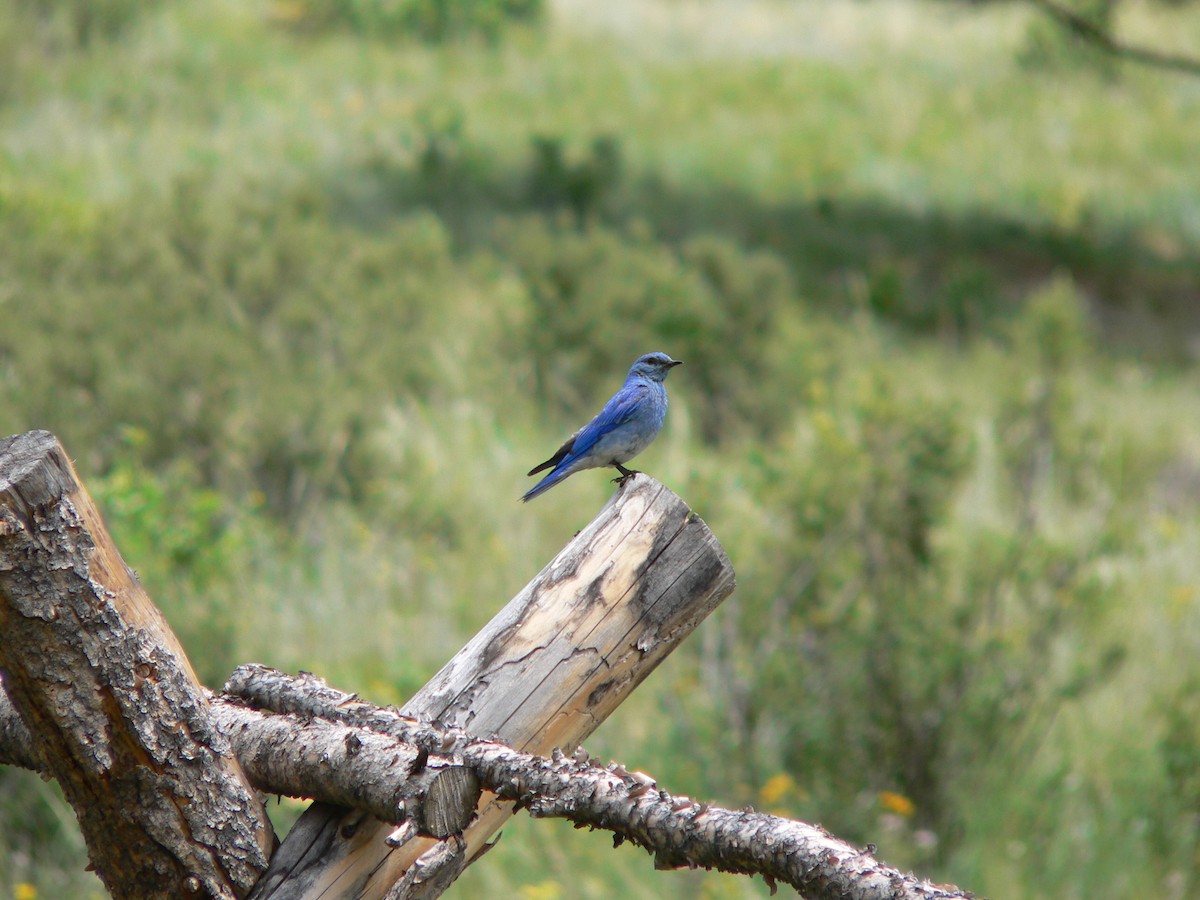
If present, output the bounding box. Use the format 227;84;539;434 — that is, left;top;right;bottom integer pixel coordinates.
0;430;274;899
250;474;735;899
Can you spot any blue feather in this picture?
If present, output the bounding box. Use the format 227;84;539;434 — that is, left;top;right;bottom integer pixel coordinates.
522;352;681;502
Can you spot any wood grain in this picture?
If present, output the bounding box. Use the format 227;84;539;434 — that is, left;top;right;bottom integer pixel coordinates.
249;474;735;899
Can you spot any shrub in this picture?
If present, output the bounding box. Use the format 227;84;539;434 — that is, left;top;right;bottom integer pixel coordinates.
274;0;543;41
492;216;804;442
0;176;464;522
7;0;163;47
667;312;1127;865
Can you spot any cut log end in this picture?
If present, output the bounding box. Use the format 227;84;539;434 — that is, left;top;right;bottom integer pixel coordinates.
421;767;480;839
249;473;736;899
0;430;64;504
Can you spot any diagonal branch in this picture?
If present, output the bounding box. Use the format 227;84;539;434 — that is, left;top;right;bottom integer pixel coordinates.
249;473;738;900
1027;0;1200;76
2;666;975;900
226;665;975;900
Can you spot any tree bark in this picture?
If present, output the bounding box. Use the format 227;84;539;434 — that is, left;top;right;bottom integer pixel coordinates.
0;430;274;900
212;699;479;839
0;678;476;848
2;668;975;900
0;433;977;900
226;666;975;900
0;676;38;771
248;473;737;899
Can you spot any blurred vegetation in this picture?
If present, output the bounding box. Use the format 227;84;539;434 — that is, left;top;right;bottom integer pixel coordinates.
1018;0;1119;74
274;0;543;41
1;0;1199;897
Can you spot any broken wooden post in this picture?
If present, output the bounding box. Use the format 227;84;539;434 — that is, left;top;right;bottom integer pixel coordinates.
249;473;736;899
1;669;976;900
0;430;275;900
0;438;976;900
216;667;974;900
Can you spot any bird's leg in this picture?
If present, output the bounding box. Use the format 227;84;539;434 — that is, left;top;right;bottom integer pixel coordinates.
611;463;639;485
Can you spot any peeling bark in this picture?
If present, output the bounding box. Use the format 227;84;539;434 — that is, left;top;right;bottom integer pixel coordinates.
2;666;974;900
0;431;274;899
223;667;974;900
211;700;479;839
0;433;973;900
247;474;737;899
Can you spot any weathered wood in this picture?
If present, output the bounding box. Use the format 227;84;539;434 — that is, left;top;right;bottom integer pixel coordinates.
1;666;975;900
214;700;480;839
0;681;479;837
0;436;974;900
225;667;974;900
248;474;736;899
0;430;274;900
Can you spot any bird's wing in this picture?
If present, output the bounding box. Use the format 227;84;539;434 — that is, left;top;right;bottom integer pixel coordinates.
566;382;650;460
527;434;576;476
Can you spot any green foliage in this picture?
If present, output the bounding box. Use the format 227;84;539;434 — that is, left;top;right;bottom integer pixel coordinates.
526;135;624;225
864;257;1004;340
1154;676;1200;889
6;0;163;47
277;0;543;40
1019;0;1121;76
677;373;955;823
2;2;1200;898
996;275;1102;507
661;332;1135;874
495;217;802;441
0;176;465;521
89;428;269;685
0;771;97;899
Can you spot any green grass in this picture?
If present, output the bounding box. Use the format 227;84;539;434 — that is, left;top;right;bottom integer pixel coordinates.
2;0;1200;897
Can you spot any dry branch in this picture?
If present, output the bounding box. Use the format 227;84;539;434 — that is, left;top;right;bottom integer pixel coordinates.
0;433;974;900
214;700;480;839
2;668;975;900
1027;0;1200;76
249;473;737;899
0;681;478;840
227;666;975;900
0;430;274;900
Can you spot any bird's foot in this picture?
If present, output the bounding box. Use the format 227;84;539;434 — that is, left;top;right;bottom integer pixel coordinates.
611;465;640;485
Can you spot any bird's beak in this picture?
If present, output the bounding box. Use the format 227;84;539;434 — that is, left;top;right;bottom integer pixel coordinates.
668;360;683;367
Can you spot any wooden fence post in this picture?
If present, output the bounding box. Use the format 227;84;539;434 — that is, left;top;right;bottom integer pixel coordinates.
0;429;977;900
0;431;275;899
249;473;736;899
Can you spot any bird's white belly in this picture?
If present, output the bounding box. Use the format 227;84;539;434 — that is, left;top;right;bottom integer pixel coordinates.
591;426;654;466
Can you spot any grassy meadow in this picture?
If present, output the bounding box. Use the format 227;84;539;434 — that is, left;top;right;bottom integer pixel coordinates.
2;0;1200;896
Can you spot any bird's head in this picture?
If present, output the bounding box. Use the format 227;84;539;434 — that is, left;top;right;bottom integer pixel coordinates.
629;352;683;382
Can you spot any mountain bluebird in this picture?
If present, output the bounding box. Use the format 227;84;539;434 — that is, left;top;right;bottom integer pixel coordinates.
522;352;683;502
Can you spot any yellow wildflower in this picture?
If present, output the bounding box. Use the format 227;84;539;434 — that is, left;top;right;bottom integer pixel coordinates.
878;790;915;818
759;772;796;807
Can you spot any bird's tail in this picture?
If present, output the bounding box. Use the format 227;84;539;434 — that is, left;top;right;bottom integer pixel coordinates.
521;467;570;502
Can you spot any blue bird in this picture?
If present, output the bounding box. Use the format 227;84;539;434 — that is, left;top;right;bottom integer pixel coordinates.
522;352;683;502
